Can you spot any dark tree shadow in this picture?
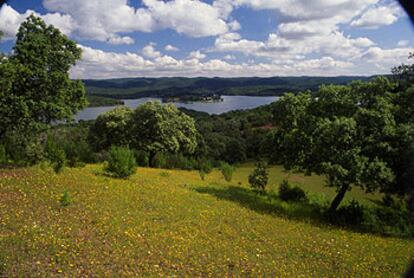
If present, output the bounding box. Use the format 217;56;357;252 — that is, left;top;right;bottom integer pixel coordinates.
194;185;324;225
193;185;413;238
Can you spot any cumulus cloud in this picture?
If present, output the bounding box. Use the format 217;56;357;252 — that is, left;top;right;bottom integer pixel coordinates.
70;44;410;79
213;30;374;60
142;43;162;59
350;2;403;29
143;0;229;37
1;0;232;43
165;44;179;51
188;50;206;60
0;4;75;39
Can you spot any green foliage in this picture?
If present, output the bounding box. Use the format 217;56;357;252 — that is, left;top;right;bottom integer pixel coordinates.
248;161;269;192
279;180;307;202
47;123;95;167
105;146;136;178
130;102;198;156
60;190;71;207
86;95;124;107
89;106;133;151
151;152;168;169
52;149;66;174
0;15;86;164
197;159;213;174
133;150;149;167
44;137;67;173
0;144;6;165
272;77;409;211
220;162;235;182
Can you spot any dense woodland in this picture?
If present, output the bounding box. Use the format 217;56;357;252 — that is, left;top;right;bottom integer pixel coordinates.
84;75;372;100
0;16;413;238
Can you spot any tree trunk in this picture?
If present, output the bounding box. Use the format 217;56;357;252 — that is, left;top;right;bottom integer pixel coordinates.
329;183;350;213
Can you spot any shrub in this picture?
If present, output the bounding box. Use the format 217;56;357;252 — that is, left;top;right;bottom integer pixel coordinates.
60;190;71;207
134;150;149;167
52;148;66;174
105;146;136;178
197;159;213;174
166;153;194;170
45;139;67;173
362;205;413;237
332;200;365;226
248;161;269;192
151;152;168;168
220;162;235;182
278;180;307;202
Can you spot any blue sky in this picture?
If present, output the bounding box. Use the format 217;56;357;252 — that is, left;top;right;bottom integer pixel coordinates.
1;0;413;78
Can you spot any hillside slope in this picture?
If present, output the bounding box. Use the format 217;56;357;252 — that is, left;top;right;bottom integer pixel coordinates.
83;76;372;99
0;165;412;276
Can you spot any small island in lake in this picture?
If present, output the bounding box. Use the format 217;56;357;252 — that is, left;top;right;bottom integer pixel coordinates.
162;94;223;103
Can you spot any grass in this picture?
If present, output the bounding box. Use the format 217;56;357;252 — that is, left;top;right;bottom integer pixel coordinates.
0;164;413;276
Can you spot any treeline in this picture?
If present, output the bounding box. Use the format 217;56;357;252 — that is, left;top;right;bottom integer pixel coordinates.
84;76;371;99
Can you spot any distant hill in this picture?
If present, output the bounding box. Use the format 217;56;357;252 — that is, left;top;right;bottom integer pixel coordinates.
82;76;373;99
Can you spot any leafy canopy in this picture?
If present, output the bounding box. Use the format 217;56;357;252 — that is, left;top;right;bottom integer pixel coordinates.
130;101;198;155
0;15;86;142
272;77;408;211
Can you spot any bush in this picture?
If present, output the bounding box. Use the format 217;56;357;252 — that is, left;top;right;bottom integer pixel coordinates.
220;162;235;182
197;159;213;174
332;200;365;226
151;152;168;168
60;190;71;207
45;138;66;173
166;153;195;170
52;148;66;174
248;161;269;192
134;150;149;167
278;180;307;202
105;146;136;178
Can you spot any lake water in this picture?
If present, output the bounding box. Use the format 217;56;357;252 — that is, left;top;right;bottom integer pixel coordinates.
74;95;279;121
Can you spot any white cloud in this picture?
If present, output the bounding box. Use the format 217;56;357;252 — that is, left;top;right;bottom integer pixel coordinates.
231;0;378;22
142;43;162;59
213;30;374;60
70;44;409;79
224;54;236;60
360;47;411;68
350;3;402;29
142;0;228;37
229;20;241;31
165;44;179;51
2;0;232;43
188;50;206;60
0;4;76;39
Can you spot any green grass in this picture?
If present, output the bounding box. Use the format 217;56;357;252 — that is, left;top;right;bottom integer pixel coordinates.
0;165;412;276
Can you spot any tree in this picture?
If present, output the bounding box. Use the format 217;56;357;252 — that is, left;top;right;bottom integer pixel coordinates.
129;101;198;160
88;106;133;150
248;161;269;192
273;78;399;212
0;15;86;145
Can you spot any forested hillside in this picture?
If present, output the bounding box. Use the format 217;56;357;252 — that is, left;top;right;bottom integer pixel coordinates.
83;76;372;99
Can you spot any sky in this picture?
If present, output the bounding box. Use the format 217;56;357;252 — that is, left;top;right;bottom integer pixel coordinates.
0;0;413;79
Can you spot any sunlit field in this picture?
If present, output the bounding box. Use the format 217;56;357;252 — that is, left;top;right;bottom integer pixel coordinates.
0;165;412;276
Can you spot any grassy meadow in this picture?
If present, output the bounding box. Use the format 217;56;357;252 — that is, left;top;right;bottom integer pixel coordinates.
0;164;413;276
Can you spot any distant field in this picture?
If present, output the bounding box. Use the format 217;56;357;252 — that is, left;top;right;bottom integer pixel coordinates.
0;165;412;276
